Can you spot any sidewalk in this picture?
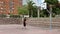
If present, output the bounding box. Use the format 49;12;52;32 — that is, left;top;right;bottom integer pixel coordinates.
0;24;59;34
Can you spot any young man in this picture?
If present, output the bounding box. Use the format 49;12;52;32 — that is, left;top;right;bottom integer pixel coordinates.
23;17;26;28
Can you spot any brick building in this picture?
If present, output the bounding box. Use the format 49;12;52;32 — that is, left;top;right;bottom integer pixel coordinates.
0;0;22;15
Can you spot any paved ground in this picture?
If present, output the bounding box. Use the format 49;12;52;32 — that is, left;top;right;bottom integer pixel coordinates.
0;24;60;34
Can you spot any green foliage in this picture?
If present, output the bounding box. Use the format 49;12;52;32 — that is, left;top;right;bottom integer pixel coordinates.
56;8;60;15
45;0;58;5
18;6;29;15
0;14;7;17
10;14;20;18
45;0;60;17
17;0;60;18
52;7;60;15
27;0;35;17
27;1;35;10
33;6;37;17
40;10;49;17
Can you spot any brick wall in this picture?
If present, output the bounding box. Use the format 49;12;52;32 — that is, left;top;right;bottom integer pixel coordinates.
26;18;60;27
0;0;22;15
0;17;60;28
0;18;22;24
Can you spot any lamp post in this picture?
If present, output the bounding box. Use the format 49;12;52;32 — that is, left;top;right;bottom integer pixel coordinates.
49;5;52;30
37;6;41;18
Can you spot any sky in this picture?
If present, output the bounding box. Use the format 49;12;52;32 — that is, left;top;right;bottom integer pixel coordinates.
23;0;45;5
22;0;60;9
22;0;46;9
58;0;60;3
58;0;60;1
22;0;26;5
23;0;60;5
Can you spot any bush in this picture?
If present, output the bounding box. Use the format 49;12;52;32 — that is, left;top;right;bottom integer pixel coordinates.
0;14;7;17
10;14;20;18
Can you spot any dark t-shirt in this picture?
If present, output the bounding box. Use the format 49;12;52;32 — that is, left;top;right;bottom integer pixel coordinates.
23;18;26;26
24;18;26;21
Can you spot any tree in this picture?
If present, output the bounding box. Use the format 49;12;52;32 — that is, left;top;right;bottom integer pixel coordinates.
45;0;60;17
18;5;29;15
27;0;35;17
33;6;38;17
45;0;58;5
45;0;58;11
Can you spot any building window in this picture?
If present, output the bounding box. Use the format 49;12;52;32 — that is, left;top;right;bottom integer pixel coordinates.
9;0;14;12
10;7;14;12
19;0;22;4
1;8;3;9
0;1;3;3
9;2;14;6
0;7;3;10
0;8;4;11
9;0;14;7
9;7;14;14
0;1;3;6
0;1;5;6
